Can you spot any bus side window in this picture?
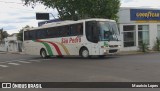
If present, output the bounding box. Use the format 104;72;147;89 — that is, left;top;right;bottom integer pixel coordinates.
58;27;62;37
43;29;48;39
37;29;47;39
60;26;69;37
47;27;57;38
36;30;43;39
46;29;50;38
54;27;60;38
70;23;83;36
36;30;41;39
65;25;70;36
70;24;77;36
28;31;36;40
58;26;67;37
76;23;83;35
24;31;29;40
47;27;54;38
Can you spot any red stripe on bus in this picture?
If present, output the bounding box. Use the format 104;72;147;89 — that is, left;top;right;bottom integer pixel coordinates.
37;39;62;56
47;42;62;56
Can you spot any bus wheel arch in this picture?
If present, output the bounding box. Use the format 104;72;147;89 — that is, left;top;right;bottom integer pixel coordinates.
40;48;47;58
79;46;89;58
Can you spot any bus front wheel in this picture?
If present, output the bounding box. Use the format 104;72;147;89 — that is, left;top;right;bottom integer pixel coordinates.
80;48;89;58
40;49;47;58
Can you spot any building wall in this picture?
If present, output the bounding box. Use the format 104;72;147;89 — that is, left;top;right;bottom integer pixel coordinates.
118;7;160;51
0;41;6;51
0;34;23;52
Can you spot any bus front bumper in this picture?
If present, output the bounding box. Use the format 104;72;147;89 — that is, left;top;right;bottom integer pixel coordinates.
102;48;120;55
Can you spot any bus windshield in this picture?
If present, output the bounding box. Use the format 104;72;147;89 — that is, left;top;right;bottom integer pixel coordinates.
98;21;119;41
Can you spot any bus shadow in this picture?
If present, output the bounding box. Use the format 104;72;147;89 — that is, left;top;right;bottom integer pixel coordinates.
41;55;120;61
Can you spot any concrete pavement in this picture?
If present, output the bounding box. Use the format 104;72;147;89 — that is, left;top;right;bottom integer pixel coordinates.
0;50;159;56
0;53;160;91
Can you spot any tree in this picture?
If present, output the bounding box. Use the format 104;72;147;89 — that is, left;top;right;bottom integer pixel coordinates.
22;0;120;20
0;28;9;42
17;25;31;41
17;29;23;41
2;31;9;39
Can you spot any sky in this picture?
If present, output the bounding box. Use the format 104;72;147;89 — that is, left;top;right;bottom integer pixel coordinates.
1;0;160;34
0;0;57;34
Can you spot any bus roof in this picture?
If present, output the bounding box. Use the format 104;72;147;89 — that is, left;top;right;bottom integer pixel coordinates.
25;18;116;31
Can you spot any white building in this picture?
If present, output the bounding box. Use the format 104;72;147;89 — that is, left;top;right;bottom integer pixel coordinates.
0;40;5;51
0;33;22;52
118;7;160;51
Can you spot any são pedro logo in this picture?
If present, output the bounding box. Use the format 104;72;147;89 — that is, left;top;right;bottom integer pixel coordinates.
62;36;81;43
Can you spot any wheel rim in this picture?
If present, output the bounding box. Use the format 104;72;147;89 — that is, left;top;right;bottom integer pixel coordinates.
41;51;46;58
82;50;89;58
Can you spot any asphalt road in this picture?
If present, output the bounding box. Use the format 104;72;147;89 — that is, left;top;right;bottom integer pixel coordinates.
0;53;160;91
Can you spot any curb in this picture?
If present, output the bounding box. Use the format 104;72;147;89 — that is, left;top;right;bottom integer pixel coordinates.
119;51;159;56
0;52;7;54
0;52;25;54
10;52;25;54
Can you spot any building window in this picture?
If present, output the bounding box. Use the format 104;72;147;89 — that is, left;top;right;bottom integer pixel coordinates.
123;25;136;47
157;25;160;39
138;25;149;45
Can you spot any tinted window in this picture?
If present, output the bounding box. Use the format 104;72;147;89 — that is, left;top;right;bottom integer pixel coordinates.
124;25;135;31
24;31;29;40
37;29;47;39
70;23;83;36
86;21;99;43
24;30;36;40
76;23;83;35
59;26;70;37
48;27;58;38
28;31;36;40
24;23;83;40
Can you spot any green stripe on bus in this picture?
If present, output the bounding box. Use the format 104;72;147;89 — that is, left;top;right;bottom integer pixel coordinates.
41;42;53;56
32;40;53;56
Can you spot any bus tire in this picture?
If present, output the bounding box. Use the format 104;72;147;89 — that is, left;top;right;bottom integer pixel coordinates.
40;49;47;58
80;48;89;58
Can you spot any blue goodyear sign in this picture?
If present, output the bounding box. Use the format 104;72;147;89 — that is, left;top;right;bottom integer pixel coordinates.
130;9;160;21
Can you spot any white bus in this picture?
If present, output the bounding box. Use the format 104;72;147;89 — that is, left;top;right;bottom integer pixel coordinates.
23;18;121;58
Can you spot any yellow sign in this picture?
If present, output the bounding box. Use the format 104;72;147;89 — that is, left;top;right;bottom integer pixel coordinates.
136;20;160;23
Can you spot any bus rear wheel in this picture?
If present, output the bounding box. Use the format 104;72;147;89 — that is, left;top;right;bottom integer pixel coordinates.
40;49;47;58
80;48;89;58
